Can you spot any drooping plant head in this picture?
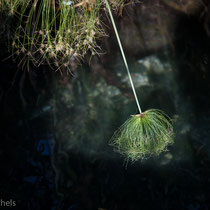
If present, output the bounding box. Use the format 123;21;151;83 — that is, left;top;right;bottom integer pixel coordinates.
110;109;174;163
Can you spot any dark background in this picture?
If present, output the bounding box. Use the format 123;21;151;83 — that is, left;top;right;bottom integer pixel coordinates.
0;1;210;210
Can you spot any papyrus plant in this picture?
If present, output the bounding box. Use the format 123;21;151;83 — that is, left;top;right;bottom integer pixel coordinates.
105;0;174;163
0;0;131;71
110;110;174;163
9;0;106;71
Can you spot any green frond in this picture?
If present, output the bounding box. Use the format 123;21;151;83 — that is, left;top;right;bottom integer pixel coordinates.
110;109;174;163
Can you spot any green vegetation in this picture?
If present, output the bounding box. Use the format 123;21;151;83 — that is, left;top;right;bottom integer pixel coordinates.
0;0;175;164
0;0;126;71
105;0;174;164
110;109;174;163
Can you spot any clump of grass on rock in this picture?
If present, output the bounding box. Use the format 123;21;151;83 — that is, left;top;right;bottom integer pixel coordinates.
0;0;126;71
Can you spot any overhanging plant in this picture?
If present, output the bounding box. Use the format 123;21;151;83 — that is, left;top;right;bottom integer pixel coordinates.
0;0;175;164
105;0;174;163
1;0;107;71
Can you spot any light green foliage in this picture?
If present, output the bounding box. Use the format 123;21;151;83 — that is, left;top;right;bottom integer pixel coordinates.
110;109;174;163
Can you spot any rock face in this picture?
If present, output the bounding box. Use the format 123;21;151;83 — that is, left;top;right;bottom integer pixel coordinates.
20;1;208;208
54;51;194;165
138;55;165;74
122;73;149;88
104;1;178;56
1;1;210;210
49;3;210;196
